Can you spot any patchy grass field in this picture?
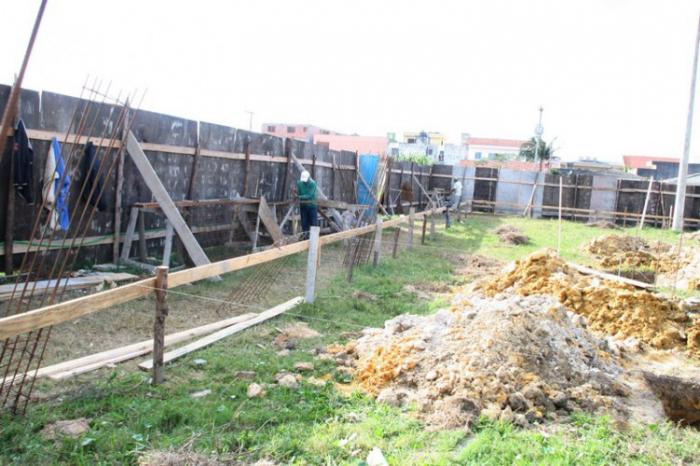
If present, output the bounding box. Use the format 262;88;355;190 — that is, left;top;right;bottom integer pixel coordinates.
2;214;699;465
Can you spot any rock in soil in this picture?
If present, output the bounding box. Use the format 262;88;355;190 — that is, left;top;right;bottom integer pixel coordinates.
234;370;256;380
343;292;663;429
294;362;314;372
352;290;378;301
41;418;90;439
278;322;321;339
190;389;212;399
247;383;266;398
277;374;300;389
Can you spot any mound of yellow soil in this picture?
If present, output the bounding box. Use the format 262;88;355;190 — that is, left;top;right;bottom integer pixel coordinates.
475;250;692;352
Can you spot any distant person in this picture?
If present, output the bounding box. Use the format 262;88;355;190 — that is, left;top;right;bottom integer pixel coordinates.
296;170;318;238
444;180;463;228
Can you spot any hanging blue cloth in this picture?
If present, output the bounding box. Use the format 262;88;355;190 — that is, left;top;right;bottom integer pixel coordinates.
50;137;71;231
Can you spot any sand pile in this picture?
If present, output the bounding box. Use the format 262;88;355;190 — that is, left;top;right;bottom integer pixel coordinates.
474;250;695;353
343;294;650;429
495;225;529;245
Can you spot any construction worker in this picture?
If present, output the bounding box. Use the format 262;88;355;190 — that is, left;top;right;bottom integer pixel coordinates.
444;180;463;228
296;170;318;238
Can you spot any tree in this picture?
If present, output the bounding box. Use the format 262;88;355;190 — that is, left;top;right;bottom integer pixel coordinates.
519;137;555;171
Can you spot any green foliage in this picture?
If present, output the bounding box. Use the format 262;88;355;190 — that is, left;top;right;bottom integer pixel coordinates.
520;137;554;163
396;153;432;165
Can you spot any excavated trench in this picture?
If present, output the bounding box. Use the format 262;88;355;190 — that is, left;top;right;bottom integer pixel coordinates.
643;372;700;428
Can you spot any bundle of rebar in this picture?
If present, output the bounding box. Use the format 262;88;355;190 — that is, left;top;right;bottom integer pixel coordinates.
0;80;145;414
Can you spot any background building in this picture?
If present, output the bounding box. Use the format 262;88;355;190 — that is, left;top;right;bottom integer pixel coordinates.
462;135;526;161
262;123;341;142
313;134;387;155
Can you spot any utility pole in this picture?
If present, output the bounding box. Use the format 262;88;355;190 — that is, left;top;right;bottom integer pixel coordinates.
534;106;544;171
244;110;254;132
673;13;700;231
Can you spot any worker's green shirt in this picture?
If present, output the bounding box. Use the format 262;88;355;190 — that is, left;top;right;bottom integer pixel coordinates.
296;179;317;207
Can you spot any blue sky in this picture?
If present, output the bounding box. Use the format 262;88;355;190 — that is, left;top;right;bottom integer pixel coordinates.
2;0;700;163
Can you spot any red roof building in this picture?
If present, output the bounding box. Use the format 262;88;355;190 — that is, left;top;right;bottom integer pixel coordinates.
622;155;679;170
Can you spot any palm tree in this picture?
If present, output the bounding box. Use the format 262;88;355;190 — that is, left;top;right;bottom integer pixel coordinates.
519;137;554;171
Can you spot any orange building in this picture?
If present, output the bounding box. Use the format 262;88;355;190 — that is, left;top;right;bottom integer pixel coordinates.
313;134;387;155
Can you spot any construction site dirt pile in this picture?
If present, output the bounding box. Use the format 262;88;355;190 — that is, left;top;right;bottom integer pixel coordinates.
584;234;700;290
342;294;661;429
474;250;697;353
495;225;529;245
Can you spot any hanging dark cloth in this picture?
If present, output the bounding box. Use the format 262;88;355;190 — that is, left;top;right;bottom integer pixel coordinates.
12;119;34;204
81;141;108;211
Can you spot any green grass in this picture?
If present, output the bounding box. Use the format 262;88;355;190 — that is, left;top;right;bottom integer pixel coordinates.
1;215;698;465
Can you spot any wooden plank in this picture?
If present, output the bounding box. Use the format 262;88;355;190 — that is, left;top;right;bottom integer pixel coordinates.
412;174;438;208
357;171;390;216
0;273;138;301
167;238;311;287
0;208;441;338
278;204;295;231
134;198;259;210
138;209;147;261
27;313;257;381
0;277;156;340
569;263;655;289
113;107;129;263
235;207;257;242
125;131;210;267
120;207;139;263
258;196;285;244
162;221;174;267
139;297;304;369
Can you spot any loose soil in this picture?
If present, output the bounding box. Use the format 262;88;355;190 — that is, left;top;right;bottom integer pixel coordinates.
495;225;529;245
341;294;664;429
474;250;697;353
584;234;700;291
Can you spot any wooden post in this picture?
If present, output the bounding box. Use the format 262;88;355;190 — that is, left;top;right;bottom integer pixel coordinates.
152;265;169;385
373;217;383;267
408;207;415;250
346;238;358;283
4;150;15;275
113;103;129;263
331;153;337;201
243;137;251;197
138;209;147;262
421;214;428;245
282;138;293;202
431;210;437;239
557;176;563;254
392;225;400;258
252;212;261;252
639;177;654;233
305;226;320;303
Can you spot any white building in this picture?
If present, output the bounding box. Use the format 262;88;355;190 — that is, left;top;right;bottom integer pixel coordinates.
462;134;526;161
